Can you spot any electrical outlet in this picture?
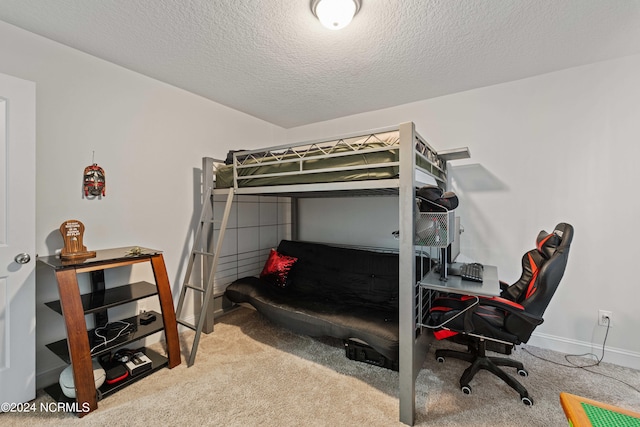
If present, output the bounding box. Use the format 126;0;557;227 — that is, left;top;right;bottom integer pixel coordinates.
598;310;613;327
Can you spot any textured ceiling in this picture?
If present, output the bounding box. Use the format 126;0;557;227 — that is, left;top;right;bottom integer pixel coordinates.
1;0;640;128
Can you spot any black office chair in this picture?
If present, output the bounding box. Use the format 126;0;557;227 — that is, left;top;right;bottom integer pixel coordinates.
426;222;573;405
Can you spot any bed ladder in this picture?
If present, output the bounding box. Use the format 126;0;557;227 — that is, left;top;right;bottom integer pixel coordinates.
175;187;234;366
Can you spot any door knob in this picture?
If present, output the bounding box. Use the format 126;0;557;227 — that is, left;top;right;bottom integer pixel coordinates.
14;253;31;264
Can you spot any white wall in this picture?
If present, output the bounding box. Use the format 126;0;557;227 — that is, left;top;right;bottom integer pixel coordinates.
288;54;640;370
0;21;285;387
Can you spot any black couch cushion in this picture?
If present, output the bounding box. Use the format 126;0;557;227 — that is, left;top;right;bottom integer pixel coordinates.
224;240;416;361
277;240;400;311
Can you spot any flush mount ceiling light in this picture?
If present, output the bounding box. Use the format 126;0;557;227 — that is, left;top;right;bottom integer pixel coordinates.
311;0;362;30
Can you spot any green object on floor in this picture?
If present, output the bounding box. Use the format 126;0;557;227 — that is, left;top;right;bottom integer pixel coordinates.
581;402;640;427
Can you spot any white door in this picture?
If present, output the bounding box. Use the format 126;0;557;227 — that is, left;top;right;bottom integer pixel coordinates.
0;72;36;406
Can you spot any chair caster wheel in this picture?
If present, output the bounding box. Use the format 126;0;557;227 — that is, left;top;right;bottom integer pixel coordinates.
436;356;445;363
461;385;472;395
517;368;528;377
521;396;533;406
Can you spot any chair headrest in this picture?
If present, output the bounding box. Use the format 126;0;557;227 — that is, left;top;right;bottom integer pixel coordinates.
536;230;561;259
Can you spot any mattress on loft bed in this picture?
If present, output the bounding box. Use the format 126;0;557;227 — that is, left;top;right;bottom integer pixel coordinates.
213;128;447;189
215;140;400;189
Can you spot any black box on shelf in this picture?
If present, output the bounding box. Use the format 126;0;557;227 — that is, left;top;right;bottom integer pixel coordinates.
344;339;398;371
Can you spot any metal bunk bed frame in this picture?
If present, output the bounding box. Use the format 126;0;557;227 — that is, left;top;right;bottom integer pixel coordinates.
176;121;469;426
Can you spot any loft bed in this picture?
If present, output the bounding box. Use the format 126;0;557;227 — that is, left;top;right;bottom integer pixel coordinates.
200;122;469;426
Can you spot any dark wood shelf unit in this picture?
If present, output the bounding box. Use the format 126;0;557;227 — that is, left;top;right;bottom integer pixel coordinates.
45;281;158;315
38;246;180;416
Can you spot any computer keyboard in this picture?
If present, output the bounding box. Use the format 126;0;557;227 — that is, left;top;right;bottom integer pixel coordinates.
460;263;484;283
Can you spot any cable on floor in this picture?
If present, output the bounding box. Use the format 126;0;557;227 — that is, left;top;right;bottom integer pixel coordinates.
522;317;640;394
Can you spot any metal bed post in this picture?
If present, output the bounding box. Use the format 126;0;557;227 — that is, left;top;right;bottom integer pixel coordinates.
398;122;417;425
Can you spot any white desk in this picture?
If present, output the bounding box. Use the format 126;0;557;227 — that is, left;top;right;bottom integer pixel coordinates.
419;263;501;297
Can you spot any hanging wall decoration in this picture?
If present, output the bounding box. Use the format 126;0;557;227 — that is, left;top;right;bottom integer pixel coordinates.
84;152;106;197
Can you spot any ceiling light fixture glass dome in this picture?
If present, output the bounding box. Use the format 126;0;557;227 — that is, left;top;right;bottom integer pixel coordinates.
311;0;361;30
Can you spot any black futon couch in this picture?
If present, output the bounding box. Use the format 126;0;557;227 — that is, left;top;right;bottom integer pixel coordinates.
224;240;412;365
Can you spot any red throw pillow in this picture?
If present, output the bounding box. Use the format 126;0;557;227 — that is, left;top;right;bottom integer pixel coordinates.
260;249;298;288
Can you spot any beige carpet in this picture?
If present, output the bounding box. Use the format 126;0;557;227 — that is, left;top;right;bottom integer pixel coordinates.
3;307;640;426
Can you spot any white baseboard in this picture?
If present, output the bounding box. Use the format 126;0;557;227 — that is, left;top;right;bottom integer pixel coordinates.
528;331;640;371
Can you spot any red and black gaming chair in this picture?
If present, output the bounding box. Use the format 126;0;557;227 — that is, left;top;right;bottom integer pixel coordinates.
426;222;573;405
